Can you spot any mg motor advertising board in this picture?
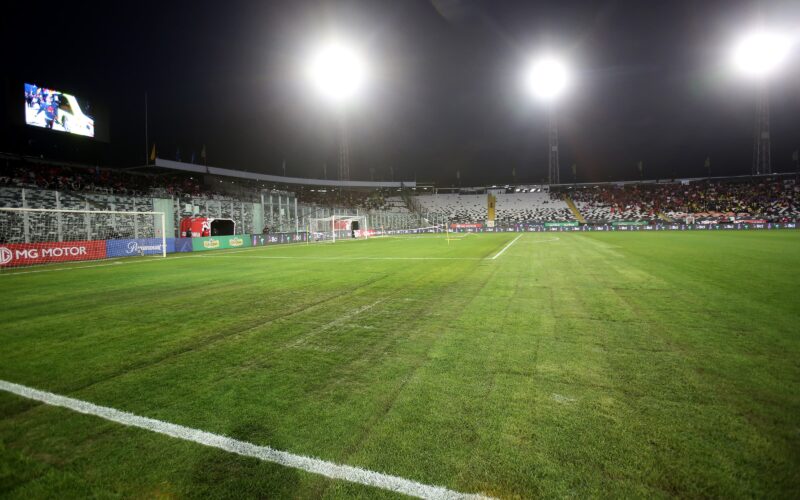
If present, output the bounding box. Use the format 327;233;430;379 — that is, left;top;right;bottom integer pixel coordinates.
0;241;106;267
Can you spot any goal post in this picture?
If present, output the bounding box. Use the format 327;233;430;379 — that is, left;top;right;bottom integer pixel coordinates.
0;207;167;269
307;215;369;243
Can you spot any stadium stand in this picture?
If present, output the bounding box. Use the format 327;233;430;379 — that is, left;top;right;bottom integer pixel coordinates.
561;177;799;223
495;192;575;224
0;156;431;240
411;191;574;224
658;178;799;223
413;193;487;223
568;185;661;223
3;155;797;233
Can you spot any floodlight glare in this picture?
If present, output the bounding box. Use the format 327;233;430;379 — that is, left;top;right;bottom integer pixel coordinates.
306;40;367;104
732;30;792;78
524;56;569;102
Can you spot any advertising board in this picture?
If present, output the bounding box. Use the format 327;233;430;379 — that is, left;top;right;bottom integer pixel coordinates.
106;238;175;257
0;240;106;267
191;235;251;252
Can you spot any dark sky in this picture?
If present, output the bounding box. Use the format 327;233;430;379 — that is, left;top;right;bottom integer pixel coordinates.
3;0;799;184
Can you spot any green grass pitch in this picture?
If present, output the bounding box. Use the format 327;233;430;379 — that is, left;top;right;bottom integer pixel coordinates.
1;231;799;498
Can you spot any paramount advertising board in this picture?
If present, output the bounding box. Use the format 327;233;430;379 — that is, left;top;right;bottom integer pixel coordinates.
191;235;251;252
174;238;193;253
106;238;176;257
0;240;106;267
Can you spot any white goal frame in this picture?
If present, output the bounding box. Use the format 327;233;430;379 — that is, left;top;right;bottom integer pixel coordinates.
0;207;167;269
307;215;369;243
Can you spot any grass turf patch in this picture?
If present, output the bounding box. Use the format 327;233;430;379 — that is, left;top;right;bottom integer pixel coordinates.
1;231;799;497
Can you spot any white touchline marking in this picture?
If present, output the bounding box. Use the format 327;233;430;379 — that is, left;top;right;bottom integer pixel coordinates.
0;249;475;276
489;234;523;260
0;238;362;276
197;255;482;261
0;240;333;275
0;256;176;276
0;380;491;500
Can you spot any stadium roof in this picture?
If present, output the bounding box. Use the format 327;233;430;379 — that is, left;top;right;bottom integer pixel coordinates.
153;158;416;189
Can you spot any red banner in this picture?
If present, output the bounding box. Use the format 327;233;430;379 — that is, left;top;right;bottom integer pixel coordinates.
0;241;107;267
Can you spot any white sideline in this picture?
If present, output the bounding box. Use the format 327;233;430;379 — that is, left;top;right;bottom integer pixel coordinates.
489;234;523;260
197;255;482;261
0;256;172;276
0;380;490;500
0;238;388;276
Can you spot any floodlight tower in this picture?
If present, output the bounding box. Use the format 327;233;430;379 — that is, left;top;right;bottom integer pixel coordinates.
524;56;569;185
337;116;351;181
753;86;770;175
306;39;367;182
732;30;792;175
547;109;560;185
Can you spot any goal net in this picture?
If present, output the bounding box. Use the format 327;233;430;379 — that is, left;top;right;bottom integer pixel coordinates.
0;208;166;270
307;215;369;243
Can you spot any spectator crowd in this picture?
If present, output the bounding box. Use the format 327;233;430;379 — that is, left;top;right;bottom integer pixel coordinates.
564;177;799;223
3;155;797;223
1;157;202;198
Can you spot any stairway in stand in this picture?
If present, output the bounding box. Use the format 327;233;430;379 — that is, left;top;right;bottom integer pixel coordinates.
563;195;586;223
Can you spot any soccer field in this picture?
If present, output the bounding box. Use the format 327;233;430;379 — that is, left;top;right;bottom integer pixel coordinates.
1;231;799;498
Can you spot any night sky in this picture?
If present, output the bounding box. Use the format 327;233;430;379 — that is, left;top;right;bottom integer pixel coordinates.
3;0;799;185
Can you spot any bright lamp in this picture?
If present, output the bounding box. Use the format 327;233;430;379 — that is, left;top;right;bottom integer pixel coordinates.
732;30;792;79
524;56;569;102
306;40;367;104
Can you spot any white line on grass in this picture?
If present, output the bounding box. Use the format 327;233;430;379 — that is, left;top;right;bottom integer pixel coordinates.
0;238;368;276
489;234;523;260
0;247;471;276
0;256;177;276
0;380;491;500
287;298;386;349
195;255;482;261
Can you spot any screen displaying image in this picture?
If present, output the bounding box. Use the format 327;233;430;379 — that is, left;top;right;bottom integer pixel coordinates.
24;83;95;138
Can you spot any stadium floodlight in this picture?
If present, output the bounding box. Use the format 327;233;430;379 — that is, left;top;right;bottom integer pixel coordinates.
305;39;368;105
522;54;570;184
523;56;570;102
731;28;795;175
731;29;793;79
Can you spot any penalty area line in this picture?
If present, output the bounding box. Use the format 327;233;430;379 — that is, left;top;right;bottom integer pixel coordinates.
0;380;491;500
489;234;523;260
